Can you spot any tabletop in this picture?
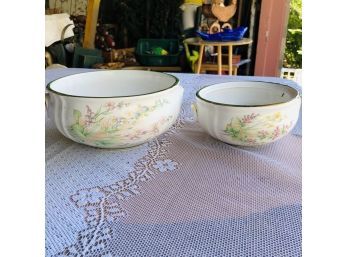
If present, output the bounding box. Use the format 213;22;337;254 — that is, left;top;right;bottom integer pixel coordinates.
46;68;302;257
183;37;253;46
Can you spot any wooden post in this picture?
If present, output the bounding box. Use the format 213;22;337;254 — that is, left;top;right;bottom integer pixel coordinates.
217;45;222;75
228;45;233;75
246;0;257;75
254;0;290;76
196;45;205;74
83;0;101;49
237;0;243;27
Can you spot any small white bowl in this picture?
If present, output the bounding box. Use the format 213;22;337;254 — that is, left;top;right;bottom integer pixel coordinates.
193;81;301;146
46;70;183;148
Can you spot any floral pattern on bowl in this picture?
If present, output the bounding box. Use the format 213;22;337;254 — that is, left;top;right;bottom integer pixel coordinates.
223;112;293;145
70;99;173;147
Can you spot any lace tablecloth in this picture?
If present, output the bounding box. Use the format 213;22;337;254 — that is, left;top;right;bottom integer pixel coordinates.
46;69;302;257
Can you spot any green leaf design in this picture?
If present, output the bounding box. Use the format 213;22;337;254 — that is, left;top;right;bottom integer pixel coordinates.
96;140;113;146
225;127;240;138
73;109;81;124
238;119;245;128
71;124;86;139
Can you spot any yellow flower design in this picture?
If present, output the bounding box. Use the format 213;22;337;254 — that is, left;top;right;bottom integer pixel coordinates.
274;112;282;120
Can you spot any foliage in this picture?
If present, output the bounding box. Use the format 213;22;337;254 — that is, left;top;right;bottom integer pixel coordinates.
283;0;302;68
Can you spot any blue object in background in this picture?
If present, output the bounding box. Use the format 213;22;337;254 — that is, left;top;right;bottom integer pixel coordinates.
196;26;248;41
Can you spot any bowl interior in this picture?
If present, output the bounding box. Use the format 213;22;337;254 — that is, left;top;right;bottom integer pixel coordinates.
197;81;299;106
47;70;178;97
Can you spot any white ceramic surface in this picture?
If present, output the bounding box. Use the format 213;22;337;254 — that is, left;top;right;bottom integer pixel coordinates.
194;81;301;146
46;70;183;148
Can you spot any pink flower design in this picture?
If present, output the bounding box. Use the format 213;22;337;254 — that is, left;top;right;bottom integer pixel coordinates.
86;105;94;116
272;126;281;140
85;105;95;125
257;130;269;139
245;138;257;144
105;102;116;111
241;113;259;124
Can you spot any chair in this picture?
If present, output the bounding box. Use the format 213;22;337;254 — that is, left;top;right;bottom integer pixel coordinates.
199;53;250;75
183;45;251;75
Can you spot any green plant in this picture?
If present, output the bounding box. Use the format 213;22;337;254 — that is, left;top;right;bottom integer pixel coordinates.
283;0;302;68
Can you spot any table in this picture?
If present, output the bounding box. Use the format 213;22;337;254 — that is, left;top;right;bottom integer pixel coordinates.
183;37;253;75
46;68;302;257
122;66;182;72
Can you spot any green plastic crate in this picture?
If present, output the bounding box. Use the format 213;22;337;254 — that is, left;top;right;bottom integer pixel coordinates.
136;39;181;66
72;46;103;68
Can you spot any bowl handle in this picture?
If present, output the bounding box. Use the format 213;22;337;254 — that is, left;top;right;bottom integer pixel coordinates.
191;102;198;120
45;93;50;112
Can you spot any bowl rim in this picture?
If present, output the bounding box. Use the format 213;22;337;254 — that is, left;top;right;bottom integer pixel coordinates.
196;80;300;107
46;70;180;98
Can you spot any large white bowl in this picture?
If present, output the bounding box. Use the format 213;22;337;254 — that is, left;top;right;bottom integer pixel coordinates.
46;70;183;148
194;81;301;146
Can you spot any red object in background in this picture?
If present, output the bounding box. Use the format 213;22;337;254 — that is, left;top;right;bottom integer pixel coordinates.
105;35;115;48
95;23;116;52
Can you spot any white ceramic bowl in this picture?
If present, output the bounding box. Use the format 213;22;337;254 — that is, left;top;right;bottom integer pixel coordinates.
46;70;183;148
193;81;301;146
